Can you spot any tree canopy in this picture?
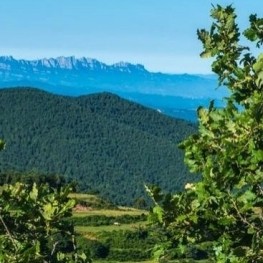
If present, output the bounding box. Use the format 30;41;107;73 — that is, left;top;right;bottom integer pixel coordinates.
0;88;196;205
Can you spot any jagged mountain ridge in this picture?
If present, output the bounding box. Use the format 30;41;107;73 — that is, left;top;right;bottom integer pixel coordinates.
0;56;223;97
0;55;146;73
0;56;227;121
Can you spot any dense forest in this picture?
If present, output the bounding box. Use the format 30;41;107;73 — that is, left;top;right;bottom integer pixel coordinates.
0;87;197;204
1;4;262;263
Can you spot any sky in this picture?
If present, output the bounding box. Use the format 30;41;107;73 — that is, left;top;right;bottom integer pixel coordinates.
0;0;262;74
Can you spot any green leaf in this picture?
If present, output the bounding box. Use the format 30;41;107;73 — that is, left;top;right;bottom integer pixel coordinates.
29;183;38;201
237;190;256;206
153;206;164;224
0;140;5;151
200;50;212;58
244;28;257;41
253;54;263;73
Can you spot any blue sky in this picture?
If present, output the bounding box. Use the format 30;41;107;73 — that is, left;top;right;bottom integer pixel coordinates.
0;0;262;73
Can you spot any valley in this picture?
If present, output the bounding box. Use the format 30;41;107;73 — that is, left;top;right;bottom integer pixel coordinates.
69;193;209;263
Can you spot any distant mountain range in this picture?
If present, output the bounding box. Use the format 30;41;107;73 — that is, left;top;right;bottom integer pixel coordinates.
0;56;228;121
0;88;197;205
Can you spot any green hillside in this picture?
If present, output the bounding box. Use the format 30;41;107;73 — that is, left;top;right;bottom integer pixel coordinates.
0;87;197;204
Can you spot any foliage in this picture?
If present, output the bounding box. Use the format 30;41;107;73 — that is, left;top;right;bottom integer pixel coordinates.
0;182;90;263
76;236;110;259
0;140;4;151
76;219;156;261
0;89;196;205
88;229;154;261
70;193;115;210
148;5;263;262
0;170;68;189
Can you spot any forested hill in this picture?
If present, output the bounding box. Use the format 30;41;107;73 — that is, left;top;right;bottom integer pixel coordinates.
0;87;197;205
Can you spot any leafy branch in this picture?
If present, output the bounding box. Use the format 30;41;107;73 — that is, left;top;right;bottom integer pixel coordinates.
148;5;263;262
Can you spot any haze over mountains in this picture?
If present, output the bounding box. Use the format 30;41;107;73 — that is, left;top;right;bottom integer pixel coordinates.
0;56;227;121
0;56;218;204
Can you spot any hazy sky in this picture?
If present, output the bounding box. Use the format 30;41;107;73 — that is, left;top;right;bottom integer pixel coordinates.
0;1;262;73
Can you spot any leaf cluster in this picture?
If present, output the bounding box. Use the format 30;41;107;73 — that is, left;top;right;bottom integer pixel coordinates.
148;5;263;262
0;182;90;263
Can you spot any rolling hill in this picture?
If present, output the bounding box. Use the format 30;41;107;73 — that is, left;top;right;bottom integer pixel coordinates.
0;56;228;121
0;87;197;204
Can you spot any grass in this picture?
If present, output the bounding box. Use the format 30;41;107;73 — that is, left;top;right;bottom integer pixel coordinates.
170;261;210;263
71;192;153;262
70;192;148;216
69;193;100;200
71;193;148;217
94;260;210;263
72;196;148;234
94;261;154;263
75;221;148;234
73;208;147;217
69;192;116;209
